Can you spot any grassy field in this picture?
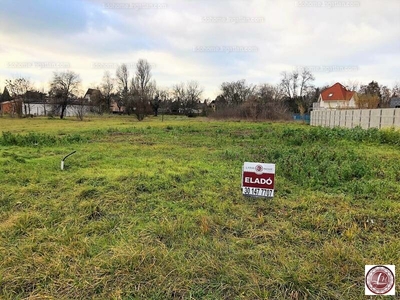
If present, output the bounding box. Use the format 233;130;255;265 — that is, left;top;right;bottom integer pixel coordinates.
0;116;399;299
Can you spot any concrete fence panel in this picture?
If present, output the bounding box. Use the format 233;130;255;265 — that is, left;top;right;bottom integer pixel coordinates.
353;110;361;128
395;109;400;127
310;109;400;129
360;110;370;129
369;109;381;128
339;111;346;127
381;109;395;128
334;110;340;127
345;110;352;128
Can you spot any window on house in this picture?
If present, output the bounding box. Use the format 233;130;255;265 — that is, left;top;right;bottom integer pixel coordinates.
328;93;333;97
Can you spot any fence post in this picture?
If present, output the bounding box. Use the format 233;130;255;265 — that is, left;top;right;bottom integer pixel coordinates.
328;110;331;127
320;111;323;126
351;110;354;128
368;110;371;129
328;111;330;127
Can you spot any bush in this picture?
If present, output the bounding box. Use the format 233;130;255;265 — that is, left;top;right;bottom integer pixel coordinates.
210;102;291;121
281;126;400;146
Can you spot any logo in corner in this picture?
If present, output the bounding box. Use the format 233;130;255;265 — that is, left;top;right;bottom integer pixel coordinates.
255;164;263;174
365;265;395;295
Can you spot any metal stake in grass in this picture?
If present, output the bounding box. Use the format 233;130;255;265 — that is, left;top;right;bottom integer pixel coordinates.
61;151;76;170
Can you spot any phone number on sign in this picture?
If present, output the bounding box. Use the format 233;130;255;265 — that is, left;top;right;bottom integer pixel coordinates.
243;187;274;197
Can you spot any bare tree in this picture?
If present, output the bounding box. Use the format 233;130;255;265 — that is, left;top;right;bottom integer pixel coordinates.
345;79;361;92
220;79;255;106
392;82;400;97
280;71;298;99
129;59;154;120
5;78;33;117
100;71;114;113
132;59;152;95
116;64;129;92
116;64;129;112
146;80;157;100
156;88;170;119
299;68;315;97
49;71;81;119
185;81;203;116
172;83;185;114
172;81;203;116
280;68;315;113
251;84;287;119
74;98;89;120
380;85;392;108
212;83;290;121
172;83;186;100
257;83;284;103
89;89;107;114
281;68;314;99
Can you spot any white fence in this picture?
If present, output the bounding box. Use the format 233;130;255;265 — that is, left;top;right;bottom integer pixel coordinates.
311;109;400;129
26;103;91;117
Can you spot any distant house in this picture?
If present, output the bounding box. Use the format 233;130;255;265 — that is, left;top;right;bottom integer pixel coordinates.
110;94;124;114
0;87;11;114
0;89;96;117
1;87;22;115
314;82;357;110
1;87;11;103
0;101;17;115
23;91;47;116
0;89;45;115
84;88;102;102
390;97;400;108
51;98;94;117
210;100;216;112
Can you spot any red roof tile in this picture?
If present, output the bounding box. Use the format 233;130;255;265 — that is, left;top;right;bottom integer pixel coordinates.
321;82;355;101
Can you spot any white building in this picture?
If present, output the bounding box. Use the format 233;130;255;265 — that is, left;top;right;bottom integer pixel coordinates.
314;82;357;110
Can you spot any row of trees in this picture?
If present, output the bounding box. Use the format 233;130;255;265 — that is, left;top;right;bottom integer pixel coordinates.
350;80;398;109
213;70;400;119
88;60;205;120
1;62;399;120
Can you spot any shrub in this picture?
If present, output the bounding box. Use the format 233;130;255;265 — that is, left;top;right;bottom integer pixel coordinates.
281;126;400;146
210;102;291;121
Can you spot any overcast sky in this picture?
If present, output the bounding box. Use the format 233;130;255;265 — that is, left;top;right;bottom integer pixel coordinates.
0;0;399;98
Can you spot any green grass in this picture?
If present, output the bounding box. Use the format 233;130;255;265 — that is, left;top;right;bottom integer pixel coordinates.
0;116;399;299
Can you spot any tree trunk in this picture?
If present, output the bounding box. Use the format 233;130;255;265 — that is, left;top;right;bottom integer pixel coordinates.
60;104;67;119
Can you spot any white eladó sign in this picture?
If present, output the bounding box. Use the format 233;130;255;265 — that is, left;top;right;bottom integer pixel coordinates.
242;162;275;197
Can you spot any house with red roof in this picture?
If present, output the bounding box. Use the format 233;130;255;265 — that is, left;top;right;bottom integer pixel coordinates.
314;82;358;109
